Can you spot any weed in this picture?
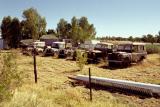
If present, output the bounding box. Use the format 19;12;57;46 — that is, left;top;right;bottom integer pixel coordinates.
76;50;88;71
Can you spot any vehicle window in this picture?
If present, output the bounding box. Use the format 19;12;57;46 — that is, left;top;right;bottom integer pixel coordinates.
118;45;131;51
118;45;125;50
139;45;144;51
103;44;108;49
125;45;131;50
95;44;102;48
108;45;112;49
133;45;138;52
59;44;65;49
52;43;59;48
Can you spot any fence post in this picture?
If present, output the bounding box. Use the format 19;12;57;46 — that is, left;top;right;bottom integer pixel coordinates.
89;68;92;101
33;48;37;83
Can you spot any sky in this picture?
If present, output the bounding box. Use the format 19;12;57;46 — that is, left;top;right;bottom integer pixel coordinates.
0;0;160;37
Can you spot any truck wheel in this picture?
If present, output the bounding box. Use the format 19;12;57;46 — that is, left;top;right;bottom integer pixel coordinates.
123;58;131;67
109;62;114;67
139;56;145;62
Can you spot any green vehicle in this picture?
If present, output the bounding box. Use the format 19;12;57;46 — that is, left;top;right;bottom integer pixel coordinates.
108;42;147;67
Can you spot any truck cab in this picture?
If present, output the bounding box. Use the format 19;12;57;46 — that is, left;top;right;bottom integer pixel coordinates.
87;42;114;63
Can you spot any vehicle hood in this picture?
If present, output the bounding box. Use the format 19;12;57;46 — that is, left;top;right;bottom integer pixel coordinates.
114;51;131;56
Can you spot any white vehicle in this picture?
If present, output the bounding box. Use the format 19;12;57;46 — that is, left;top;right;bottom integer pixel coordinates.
33;41;45;54
34;41;45;48
80;40;100;50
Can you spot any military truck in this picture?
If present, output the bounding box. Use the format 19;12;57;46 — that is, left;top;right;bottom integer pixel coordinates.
108;42;147;67
21;40;45;56
72;40;100;60
43;41;73;58
87;42;114;63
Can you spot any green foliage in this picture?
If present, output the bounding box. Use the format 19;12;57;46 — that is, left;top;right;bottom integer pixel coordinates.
10;18;21;48
76;50;87;71
22;8;47;40
0;52;22;101
146;45;160;54
71;16;96;44
97;32;160;43
56;16;96;45
1;16;21;48
57;18;71;39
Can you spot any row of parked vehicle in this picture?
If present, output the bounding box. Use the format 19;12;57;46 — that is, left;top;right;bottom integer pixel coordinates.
21;40;147;67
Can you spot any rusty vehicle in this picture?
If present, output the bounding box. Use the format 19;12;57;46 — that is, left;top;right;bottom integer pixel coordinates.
87;42;114;63
20;40;45;56
43;42;65;57
33;41;45;55
43;41;73;58
108;42;147;67
72;40;101;60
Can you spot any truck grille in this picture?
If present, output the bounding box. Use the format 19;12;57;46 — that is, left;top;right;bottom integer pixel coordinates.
108;53;119;60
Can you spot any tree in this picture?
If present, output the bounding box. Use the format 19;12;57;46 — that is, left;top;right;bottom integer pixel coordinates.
47;29;56;35
10;18;21;48
79;17;96;41
1;16;12;48
70;16;79;45
128;36;133;41
39;17;47;37
146;34;155;43
21;20;32;39
1;16;21;48
141;35;147;42
156;31;160;43
56;18;71;39
70;16;96;45
22;8;47;40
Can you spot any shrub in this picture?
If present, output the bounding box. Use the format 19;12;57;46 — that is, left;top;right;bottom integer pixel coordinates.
146;45;160;54
76;50;87;71
0;52;22;101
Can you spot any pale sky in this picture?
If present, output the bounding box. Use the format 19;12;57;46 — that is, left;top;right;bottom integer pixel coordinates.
0;0;160;37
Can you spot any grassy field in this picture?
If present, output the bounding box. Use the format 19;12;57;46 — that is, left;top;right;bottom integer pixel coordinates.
0;52;160;107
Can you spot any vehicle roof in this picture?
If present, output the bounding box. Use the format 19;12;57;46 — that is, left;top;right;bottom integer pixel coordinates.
133;42;146;45
118;42;146;45
52;41;65;44
34;41;45;43
97;42;113;45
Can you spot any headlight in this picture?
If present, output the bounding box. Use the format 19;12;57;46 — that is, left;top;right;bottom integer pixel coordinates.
118;54;123;60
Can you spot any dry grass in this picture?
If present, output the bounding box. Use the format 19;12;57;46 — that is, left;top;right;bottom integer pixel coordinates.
0;52;160;107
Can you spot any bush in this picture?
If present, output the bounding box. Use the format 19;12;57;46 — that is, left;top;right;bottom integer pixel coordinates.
0;52;22;101
76;50;87;71
146;45;160;54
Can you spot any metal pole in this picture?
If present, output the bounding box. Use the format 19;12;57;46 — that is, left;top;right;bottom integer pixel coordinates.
89;68;92;101
33;48;37;83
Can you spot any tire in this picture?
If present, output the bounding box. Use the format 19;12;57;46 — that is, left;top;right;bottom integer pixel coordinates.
109;62;114;67
139;56;145;62
123;57;131;67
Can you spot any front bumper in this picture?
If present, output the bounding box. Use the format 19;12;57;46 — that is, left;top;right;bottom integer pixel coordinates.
108;60;123;63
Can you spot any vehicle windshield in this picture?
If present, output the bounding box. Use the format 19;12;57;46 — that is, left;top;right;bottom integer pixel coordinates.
52;43;65;49
59;44;65;49
34;42;45;48
79;44;95;50
95;44;113;49
117;44;132;51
